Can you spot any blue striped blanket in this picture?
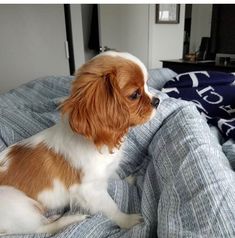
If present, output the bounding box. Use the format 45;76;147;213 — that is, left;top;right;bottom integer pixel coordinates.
0;70;235;237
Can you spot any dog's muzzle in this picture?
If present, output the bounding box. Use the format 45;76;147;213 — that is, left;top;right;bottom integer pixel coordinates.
151;97;160;108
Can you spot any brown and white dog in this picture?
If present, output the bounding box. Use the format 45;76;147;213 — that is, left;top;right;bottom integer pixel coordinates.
0;51;159;235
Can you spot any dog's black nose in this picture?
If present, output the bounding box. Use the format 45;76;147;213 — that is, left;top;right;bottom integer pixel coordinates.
151;97;160;107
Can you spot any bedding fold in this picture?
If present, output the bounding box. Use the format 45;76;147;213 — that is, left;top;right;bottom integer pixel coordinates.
0;74;234;237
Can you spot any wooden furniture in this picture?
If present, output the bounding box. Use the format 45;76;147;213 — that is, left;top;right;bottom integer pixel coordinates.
162;59;235;74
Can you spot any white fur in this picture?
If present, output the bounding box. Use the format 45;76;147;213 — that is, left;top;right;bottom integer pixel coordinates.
0;120;142;233
23;120;123;181
0;186;87;235
37;179;70;210
100;51;148;83
100;51;152;100
0;186;46;234
0;51;150;234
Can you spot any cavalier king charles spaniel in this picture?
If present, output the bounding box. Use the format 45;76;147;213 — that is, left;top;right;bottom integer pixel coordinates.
0;51;159;235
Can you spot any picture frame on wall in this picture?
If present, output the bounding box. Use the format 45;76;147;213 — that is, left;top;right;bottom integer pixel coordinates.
156;4;180;24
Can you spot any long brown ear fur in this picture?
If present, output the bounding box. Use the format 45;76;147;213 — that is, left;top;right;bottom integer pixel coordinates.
60;61;130;151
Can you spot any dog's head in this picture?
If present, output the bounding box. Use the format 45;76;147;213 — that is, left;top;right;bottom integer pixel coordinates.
61;51;159;151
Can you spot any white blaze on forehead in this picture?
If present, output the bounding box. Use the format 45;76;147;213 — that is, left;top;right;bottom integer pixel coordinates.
144;83;152;98
97;51;152;98
98;51;148;83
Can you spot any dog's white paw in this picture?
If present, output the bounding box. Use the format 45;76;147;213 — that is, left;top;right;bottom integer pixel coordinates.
116;213;143;229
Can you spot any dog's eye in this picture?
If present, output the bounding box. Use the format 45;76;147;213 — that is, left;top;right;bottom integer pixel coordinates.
129;90;141;100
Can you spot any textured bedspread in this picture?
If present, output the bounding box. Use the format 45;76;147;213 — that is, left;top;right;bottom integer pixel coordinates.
0;72;235;237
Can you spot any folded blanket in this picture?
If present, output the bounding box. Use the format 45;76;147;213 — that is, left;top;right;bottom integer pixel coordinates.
0;75;235;237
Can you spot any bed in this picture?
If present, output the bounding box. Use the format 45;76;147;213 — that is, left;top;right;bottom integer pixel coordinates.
0;69;235;237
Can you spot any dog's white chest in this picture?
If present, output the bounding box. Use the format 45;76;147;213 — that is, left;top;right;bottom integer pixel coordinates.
26;124;124;210
81;151;122;183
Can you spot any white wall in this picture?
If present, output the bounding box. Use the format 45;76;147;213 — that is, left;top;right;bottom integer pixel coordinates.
0;5;70;93
99;4;149;67
148;4;185;69
0;4;186;93
189;4;212;52
91;4;186;70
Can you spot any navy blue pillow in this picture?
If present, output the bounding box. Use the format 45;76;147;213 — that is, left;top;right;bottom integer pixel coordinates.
162;71;235;140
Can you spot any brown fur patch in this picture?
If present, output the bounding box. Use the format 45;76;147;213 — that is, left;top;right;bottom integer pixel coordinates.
61;55;154;151
0;143;82;201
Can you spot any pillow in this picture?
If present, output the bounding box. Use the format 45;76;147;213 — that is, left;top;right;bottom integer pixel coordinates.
148;68;177;90
164;71;235;88
162;71;235;140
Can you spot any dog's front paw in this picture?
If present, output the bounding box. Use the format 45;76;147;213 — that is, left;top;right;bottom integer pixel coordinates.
116;213;143;229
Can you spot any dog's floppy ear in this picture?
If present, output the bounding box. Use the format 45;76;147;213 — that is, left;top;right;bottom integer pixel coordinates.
60;64;130;151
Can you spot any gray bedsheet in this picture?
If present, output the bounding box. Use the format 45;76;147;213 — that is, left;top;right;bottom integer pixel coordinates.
0;70;235;237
